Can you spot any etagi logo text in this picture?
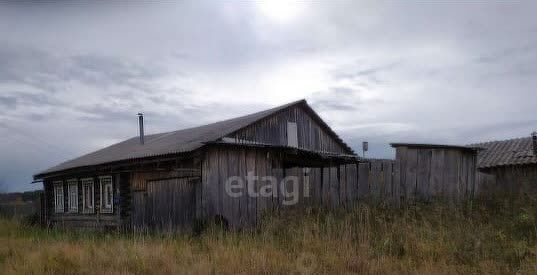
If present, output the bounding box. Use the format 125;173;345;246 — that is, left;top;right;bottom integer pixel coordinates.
224;171;309;205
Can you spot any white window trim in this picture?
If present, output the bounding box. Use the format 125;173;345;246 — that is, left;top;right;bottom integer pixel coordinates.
67;179;78;213
99;176;114;214
53;181;64;213
81;178;94;214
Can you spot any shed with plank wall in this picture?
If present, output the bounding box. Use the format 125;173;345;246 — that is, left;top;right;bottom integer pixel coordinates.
391;143;480;202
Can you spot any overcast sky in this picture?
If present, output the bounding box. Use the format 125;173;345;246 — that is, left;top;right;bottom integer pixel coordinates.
1;1;537;192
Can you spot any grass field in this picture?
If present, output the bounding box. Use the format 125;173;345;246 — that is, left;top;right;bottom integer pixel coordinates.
1;197;536;274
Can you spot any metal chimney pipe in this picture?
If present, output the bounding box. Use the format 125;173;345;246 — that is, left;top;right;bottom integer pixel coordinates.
137;113;144;145
531;132;537;156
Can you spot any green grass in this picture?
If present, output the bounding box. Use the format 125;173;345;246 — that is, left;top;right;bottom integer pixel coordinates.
1;196;536;274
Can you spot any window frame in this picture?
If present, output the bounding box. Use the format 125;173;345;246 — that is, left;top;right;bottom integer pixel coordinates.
67;179;78;213
81;178;95;214
99;175;114;214
53;181;64;213
287;121;298;148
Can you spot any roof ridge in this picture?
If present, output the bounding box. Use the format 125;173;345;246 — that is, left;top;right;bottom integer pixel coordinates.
34;99;316;178
469;136;532;146
141;99;308;138
117;99;308;143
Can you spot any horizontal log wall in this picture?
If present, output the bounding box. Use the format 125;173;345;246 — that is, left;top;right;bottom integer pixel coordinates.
43;173;122;229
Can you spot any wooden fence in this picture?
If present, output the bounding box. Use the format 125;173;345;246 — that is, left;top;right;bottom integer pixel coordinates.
305;154;479;209
301;160;401;208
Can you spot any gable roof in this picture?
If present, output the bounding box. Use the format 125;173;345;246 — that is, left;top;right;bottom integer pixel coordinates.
34;99;355;178
470;136;537;169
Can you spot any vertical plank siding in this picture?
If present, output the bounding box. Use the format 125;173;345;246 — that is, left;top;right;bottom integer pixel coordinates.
226;105;350;154
357;163;370;197
200;145;417;228
44;144;493;231
416;149;432;200
129;166;201;231
477;165;537;197
43;143;492;232
145;177;198;232
394;146;479;203
201;147;274;228
430;149;445;198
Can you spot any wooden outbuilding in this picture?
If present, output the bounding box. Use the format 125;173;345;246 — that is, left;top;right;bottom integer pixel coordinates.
471;134;537;196
390;143;481;202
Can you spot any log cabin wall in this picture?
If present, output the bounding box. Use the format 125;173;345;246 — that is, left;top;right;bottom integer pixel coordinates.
43;172;122;229
43;179;53;226
40;157;201;230
226;105;350;154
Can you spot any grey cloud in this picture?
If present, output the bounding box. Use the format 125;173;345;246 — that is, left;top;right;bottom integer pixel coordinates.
76;104;141;122
0;43;189;126
311;100;356;111
0;96;17;109
475;41;537;64
458;119;537;143
0;44;172;95
333;62;400;80
0;45;65;93
17;92;56;106
309;87;363;111
147;88;194;106
0;91;60;119
67;54;168;89
328;87;357;97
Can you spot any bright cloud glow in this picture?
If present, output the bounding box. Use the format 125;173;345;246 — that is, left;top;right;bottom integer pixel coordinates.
256;0;304;23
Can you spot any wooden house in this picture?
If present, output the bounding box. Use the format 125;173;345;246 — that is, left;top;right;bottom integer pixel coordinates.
33;100;360;230
472;133;537;196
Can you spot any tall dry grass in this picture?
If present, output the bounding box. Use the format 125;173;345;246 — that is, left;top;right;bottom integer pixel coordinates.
0;196;536;274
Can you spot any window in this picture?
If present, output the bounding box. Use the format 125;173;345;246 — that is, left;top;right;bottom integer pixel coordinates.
67;179;78;213
53;181;64;213
287;122;298;147
100;176;113;213
81;178;94;213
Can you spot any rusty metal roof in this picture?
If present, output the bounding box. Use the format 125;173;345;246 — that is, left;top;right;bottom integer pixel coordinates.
470;137;537;169
34;99;354;178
